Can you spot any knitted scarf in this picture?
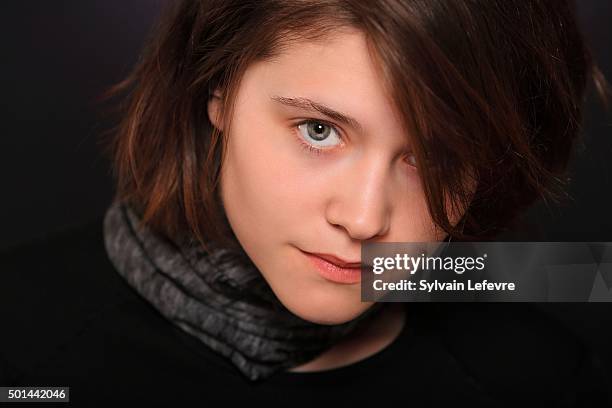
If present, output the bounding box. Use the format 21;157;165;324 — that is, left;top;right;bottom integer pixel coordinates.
102;200;385;382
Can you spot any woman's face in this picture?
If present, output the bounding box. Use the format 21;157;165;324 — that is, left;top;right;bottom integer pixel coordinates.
209;28;451;325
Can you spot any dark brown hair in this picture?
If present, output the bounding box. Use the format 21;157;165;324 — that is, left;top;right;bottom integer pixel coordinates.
99;0;609;250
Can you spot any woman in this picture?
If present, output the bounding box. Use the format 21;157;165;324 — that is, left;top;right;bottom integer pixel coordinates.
1;0;610;405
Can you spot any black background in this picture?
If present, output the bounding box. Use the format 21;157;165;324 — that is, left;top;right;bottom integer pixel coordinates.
1;0;611;389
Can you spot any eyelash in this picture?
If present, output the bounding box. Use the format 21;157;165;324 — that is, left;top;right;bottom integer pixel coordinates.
292;118;418;168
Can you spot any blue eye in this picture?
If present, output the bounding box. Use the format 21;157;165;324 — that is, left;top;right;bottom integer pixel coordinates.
296;120;342;149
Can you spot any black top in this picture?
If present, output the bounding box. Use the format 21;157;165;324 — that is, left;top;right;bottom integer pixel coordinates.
0;217;610;407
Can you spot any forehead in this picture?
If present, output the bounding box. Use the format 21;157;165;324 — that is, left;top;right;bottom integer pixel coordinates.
237;28;408;146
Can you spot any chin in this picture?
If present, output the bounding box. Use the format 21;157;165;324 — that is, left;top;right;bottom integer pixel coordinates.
275;286;374;325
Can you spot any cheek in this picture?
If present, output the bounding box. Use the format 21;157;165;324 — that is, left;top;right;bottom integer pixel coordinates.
392;182;443;241
219;118;317;241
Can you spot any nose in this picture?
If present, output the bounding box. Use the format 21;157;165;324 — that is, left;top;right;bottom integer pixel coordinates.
325;157;392;241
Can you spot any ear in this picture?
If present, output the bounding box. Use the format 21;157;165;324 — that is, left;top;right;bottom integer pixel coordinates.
207;89;224;131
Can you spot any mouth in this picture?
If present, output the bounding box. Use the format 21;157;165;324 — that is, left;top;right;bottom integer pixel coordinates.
299;250;363;284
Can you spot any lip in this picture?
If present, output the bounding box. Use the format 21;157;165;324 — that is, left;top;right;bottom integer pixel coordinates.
306;252;361;268
300;250;363;284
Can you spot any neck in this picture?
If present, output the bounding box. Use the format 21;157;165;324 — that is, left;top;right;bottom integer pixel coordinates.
287;303;407;373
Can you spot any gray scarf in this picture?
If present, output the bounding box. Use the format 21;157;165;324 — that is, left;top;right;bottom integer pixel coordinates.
102;199;385;382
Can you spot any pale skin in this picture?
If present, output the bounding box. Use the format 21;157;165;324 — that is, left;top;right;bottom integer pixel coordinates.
208;28;463;372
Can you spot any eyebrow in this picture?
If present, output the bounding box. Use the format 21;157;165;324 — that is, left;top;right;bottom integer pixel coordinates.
270;95;364;134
